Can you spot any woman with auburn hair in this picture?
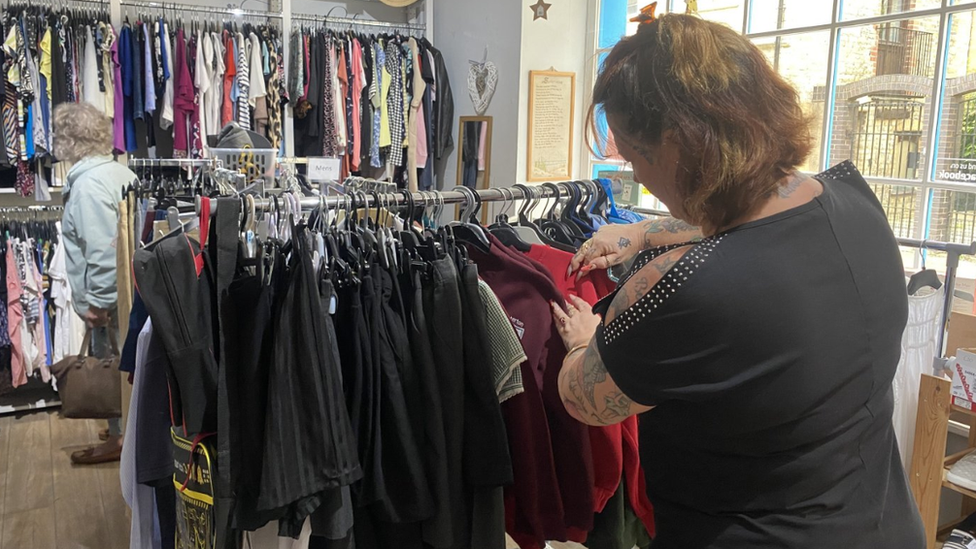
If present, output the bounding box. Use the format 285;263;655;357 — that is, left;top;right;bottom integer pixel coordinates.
53;101;137;464
554;12;925;548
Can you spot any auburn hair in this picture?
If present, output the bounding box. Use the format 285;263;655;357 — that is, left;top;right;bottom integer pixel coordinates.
588;14;813;229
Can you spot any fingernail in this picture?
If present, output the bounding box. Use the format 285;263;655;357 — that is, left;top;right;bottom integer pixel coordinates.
566;265;573;277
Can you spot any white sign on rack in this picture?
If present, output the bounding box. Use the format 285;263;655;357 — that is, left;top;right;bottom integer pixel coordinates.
308;157;342;183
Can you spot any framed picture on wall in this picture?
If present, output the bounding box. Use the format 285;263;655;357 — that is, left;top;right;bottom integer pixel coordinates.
527;69;575;182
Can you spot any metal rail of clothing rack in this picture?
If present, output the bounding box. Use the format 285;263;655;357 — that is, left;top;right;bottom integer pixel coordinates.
234;182;563;214
118;0;283;19
291;11;426;31
128;157;224;181
629;206;976;358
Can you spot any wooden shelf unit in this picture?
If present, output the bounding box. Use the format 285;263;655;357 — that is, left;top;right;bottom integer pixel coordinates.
910;374;976;548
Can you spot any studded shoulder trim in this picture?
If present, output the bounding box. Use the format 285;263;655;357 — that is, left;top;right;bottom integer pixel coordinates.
817;160;858;180
602;235;725;344
616;242;690;288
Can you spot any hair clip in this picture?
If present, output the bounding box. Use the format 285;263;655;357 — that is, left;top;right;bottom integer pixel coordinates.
629;2;657;25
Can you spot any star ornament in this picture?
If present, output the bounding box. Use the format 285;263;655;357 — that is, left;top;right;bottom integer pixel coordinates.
530;0;552;21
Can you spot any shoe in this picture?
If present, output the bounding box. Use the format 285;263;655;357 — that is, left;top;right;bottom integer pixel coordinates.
98;428;110;441
949;451;976;492
70;441;122;465
944;529;976;549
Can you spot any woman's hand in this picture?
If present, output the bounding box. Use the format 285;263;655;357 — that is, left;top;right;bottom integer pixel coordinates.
551;295;602;350
83;306;110;328
569;218;702;276
569;223;644;276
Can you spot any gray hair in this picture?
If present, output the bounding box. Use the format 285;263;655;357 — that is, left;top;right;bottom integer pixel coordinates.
53;102;114;164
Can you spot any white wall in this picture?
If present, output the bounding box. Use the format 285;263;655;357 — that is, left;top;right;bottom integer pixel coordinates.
515;0;596;185
433;0;524;190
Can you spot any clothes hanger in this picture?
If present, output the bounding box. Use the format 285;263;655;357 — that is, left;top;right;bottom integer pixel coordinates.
537;182;581;247
489;187;532;252
509;184;547;246
448;185;490;253
907;240;943;296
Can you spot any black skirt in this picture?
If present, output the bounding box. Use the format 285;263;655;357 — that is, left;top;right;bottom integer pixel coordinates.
257;230;362;534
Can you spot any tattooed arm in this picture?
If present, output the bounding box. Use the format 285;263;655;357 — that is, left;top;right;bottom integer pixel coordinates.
638;217;702;248
558;246;693;425
570;216;701;274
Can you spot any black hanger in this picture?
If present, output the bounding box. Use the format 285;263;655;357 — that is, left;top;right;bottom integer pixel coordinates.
907;242;943;296
448;186;490;254
490;187;532;252
537;182;580;247
512;183;575;252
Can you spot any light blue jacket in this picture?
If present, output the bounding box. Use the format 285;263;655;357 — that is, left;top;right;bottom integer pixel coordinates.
61;155;137;317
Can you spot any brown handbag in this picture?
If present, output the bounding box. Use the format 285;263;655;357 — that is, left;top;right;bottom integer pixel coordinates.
50;328;122;419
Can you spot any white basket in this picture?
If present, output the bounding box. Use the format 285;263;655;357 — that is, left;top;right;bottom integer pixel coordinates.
210;148;277;181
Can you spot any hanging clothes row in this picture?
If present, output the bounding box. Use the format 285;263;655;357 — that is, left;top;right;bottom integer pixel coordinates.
0;207;80;399
115;2;285;159
118;178;656;549
289;22;453;192
0;1;109;197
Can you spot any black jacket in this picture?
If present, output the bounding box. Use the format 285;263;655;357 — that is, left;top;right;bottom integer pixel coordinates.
423;39;454;160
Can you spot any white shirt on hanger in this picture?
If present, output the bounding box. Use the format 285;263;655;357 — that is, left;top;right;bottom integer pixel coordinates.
209;31;226;138
195;30;212;149
160;21;175;130
121;319;162;549
83;26;105;113
247;32;266;105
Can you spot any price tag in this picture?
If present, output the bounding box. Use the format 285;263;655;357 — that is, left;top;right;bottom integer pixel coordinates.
308;157;342;183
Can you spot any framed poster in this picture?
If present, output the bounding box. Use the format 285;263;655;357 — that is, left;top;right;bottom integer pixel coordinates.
527;70;575;182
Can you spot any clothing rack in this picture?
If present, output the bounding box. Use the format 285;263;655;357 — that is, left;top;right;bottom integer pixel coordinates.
291;11;426;32
128;158;222;168
0;205;65;415
118;0;283;19
629;206;976;359
240;182;561;214
0;205;63;213
6;0;107;7
129;157;223;181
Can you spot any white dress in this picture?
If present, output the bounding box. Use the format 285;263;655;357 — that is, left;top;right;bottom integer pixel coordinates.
49;222;86;364
892;284;944;468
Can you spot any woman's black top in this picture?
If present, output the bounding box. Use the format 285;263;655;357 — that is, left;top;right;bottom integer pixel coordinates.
594;161;926;548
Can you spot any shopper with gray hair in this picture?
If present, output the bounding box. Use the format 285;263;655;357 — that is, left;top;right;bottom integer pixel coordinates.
53;102;136;464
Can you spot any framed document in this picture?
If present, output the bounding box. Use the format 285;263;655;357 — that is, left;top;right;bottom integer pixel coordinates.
527;70;575;182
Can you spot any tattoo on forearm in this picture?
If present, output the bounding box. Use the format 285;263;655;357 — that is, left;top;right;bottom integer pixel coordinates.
642;218;701;248
618;237;631;249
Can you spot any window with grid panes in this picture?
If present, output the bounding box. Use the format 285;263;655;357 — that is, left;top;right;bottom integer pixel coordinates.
590;0;976;244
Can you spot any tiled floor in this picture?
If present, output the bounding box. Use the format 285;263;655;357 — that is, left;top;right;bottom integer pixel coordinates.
0;411;129;549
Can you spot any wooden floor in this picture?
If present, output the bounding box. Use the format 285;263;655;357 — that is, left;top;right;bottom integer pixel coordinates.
0;411;129;549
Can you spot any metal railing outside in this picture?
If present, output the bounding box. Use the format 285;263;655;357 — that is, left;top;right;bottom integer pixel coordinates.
868;182;922;239
876;25;934;78
852;96;925;180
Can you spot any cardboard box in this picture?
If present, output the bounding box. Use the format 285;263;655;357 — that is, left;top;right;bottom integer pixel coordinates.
947;311;976;358
951;349;976;409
